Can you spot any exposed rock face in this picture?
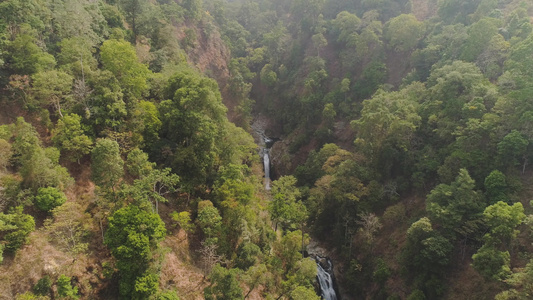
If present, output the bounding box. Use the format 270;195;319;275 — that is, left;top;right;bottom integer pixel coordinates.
177;21;237;122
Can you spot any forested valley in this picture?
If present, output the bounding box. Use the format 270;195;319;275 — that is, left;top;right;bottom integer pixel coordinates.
1;0;533;299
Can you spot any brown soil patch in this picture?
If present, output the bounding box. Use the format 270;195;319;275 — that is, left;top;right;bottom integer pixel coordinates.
0;230;105;300
159;233;207;300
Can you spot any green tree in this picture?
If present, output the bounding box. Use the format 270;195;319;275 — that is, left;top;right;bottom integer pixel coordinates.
352;83;423;165
51;114;93;163
57;37;98;77
426;169;484;237
158;67;227;186
472;244;511;280
424;61;491;144
460;18;501;62
56;274;79;299
171;211;195;236
34;187;67;212
100;39;151;98
126;148;153;178
259;64;277;87
331;11;361;44
483;201;525;243
204;265;243;300
134;272;159;300
130;167;179;213
403;217;453;274
268;176;302;231
105;204;166;299
119;0;148;38
91;139;124;193
19;146;72;191
157;290;180;300
497;130;529;168
384;14;425;52
290;286;320;300
33;275;52;296
9;33;56;75
484;170;509;204
495;259;533;300
130;100;161;147
235;242;261;270
0;206;35;252
197;200;222;245
86;70;127;129
32;70;73;117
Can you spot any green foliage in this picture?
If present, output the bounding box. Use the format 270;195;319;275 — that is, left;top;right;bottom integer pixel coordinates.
19;146;72;191
472;244;511;280
31;70;73;116
34;187;67;212
105;204;166;298
260;64;278;86
126;148;153;178
51;114;93;163
171;211;195;234
157;290;180;300
0;206;35;252
197;200;222;245
373;258;391;284
483;201;525;242
354;61;387;99
404;218;453;272
9;33;56;75
497;130;528;167
426;169;484;236
85;70;127;129
132;100;162;147
495;258;533;300
273;230;309;273
134;272;159;299
406;289;426;300
57;37;98;77
33;275;51;296
384;14;425;52
91;138;124;191
158;67;229;186
268;176;307;231
460;18;501;62
235;242;261;270
352;83;423;165
484;170;509;204
15;292;50;300
290;286;320;300
56;274;79;299
204;265;243;300
100;39;151;98
129;167;180;213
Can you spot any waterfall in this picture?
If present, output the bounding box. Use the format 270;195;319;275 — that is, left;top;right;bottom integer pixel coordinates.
263;147;271;190
251;118;274;190
316;257;339;300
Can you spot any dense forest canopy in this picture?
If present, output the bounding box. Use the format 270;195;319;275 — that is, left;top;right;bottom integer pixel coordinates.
1;0;533;299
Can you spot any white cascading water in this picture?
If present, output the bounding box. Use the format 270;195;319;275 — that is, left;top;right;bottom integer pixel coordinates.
316;258;338;300
263;147;271;190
